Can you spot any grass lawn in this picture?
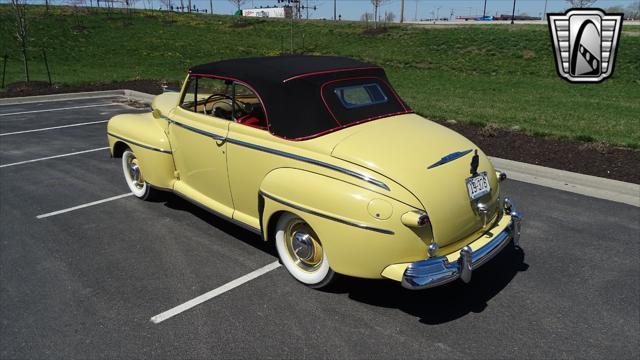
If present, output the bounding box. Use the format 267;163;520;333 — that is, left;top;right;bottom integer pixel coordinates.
1;5;639;147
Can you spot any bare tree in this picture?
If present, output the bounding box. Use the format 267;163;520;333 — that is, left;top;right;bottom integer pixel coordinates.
160;0;175;21
228;0;247;13
384;11;396;23
564;0;598;8
10;0;29;83
371;0;389;28
66;0;87;27
360;12;373;22
604;5;624;13
160;0;172;10
628;1;640;19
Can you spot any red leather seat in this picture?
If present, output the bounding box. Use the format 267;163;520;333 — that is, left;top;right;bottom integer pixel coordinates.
237;113;267;129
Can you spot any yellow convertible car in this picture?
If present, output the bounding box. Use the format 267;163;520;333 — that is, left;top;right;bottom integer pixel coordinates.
107;56;522;289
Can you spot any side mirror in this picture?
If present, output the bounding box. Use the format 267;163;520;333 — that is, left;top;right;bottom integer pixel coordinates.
152;108;162;119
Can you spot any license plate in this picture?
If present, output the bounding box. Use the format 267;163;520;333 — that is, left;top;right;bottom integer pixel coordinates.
466;172;491;200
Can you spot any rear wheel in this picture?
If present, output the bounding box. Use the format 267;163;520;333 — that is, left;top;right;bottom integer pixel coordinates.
121;148;157;200
275;212;336;289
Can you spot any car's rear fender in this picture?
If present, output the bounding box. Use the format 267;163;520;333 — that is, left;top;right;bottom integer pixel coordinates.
107;112;176;190
260;168;429;279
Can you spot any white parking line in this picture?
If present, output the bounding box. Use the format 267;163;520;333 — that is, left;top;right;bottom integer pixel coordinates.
0;103;122;117
36;193;134;219
0;147;109;168
150;261;282;324
0;120;108;136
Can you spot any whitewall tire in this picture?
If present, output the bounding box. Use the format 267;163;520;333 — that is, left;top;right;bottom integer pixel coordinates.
275;212;336;288
121;149;155;200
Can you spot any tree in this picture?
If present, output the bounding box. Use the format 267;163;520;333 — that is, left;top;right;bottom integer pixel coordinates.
564;0;597;8
360;12;373;22
627;1;640;19
66;0;87;27
370;0;389;28
384;11;396;23
10;0;29;83
228;0;247;12
160;0;174;21
604;5;624;13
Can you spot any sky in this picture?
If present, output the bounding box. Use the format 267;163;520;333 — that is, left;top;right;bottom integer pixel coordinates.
178;0;637;20
37;0;640;20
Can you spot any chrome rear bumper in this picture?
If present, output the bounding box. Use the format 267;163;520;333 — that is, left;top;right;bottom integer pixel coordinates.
401;201;522;290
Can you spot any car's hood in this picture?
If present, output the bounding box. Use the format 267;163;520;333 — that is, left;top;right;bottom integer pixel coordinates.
331;114;500;246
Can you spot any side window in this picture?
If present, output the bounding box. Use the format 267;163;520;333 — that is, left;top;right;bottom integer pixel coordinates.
180;76;234;119
233;83;268;130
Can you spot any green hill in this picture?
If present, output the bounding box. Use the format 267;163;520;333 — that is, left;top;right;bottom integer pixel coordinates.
1;5;639;147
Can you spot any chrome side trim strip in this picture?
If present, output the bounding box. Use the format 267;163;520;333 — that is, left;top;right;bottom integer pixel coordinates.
166;116;390;191
260;191;394;235
228;137;390;191
107;132;172;154
169;119;226;141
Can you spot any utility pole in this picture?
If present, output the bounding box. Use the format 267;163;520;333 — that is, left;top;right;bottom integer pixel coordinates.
511;0;516;24
482;0;487;18
209;0;213;15
543;0;548;21
400;0;404;23
306;0;308;19
414;0;419;21
333;0;336;20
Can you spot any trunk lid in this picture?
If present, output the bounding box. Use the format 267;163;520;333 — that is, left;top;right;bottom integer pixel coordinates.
331;114;499;246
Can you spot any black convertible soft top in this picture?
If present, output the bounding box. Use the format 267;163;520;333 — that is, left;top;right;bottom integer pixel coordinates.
189;56;411;140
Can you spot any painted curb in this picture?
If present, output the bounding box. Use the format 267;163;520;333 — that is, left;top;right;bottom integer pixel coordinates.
491;157;639;207
1;90;637;207
0;90;125;105
0;89;156;106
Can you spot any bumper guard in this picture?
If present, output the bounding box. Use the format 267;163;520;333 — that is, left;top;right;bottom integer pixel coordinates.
401;199;522;290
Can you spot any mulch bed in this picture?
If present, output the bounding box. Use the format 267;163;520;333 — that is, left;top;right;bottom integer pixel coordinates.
442;121;639;184
2;80;638;184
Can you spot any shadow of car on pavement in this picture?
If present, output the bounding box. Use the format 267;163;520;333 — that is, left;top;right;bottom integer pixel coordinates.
162;193;528;324
324;242;529;325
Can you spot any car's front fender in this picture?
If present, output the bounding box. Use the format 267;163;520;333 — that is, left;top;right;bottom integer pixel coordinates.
107;113;175;190
260;168;430;279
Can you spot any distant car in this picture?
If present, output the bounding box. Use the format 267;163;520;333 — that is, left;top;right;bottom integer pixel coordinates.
107;56;522;289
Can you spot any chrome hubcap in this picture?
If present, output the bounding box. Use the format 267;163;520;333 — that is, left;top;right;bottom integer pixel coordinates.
126;155;144;190
292;232;314;261
284;219;323;271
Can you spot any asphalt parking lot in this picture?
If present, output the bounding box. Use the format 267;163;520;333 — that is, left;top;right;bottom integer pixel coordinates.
0;95;638;359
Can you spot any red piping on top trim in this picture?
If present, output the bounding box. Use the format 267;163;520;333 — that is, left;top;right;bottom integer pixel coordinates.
282;67;383;83
186;72;412;142
286;111;413;141
188;73;272;133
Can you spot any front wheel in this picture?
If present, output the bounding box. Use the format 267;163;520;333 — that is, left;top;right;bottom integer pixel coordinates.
121;148;158;200
275;212;336;289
